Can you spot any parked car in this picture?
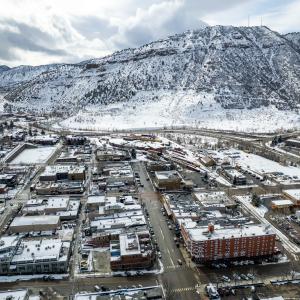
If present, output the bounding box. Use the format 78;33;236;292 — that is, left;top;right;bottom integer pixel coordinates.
240;274;249;280
222;275;231;283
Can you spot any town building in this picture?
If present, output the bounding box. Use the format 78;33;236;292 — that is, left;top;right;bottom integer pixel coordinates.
153;170;182;190
39;165;86;182
22;197;80;220
223;168;247;185
103;163;134;185
0;174;17;187
283;189;300;206
0;289;29;300
285;138;300;148
26;135;59;145
271;199;294;210
110;232;154;270
35;181;85;195
181;223;276;263
0;236;70;275
96;149;130;161
9;215;60;233
193;191;236;212
0;184;7;194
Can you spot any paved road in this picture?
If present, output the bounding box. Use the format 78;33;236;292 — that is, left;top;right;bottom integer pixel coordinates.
132;161;200;299
0;275;159;296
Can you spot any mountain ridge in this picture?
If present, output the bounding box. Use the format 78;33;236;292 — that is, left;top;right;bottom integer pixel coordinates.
1;25;300;115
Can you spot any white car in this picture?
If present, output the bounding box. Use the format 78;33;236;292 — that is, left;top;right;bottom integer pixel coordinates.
222;275;231;282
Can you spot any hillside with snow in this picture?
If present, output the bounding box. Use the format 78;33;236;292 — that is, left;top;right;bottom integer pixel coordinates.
1;25;300;132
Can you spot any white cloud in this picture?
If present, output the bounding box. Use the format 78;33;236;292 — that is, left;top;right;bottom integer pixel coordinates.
0;0;298;67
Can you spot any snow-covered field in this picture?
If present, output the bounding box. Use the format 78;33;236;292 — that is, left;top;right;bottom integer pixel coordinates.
10;146;56;164
54;91;300;133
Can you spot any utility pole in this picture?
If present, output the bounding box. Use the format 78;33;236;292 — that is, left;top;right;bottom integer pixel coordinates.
248;15;250;27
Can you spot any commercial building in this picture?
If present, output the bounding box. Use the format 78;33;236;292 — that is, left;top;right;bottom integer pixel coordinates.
9;215;60;233
35;181;85;195
110;232;154;270
285;138;300;148
153;170;182;190
103;163;134;185
193;191;236;212
22;197;80;220
26;135;59;145
0;236;70;275
0;174;17;187
223;168;247;185
39;165;86;182
0;184;7;194
0;289;29;300
283;189;300;206
74;286;164;300
96;149;130;161
181;223;276;263
271;199;294;210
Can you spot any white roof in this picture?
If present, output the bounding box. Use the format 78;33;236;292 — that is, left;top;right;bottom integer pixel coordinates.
119;233;141;256
0;289;28;300
185;224;275;242
91;215;146;231
87;195;106;204
155;170;180;180
271;199;294;206
10;215;60;227
12;239;68;263
283;189;300;200
194;191;230;203
0;236;20;251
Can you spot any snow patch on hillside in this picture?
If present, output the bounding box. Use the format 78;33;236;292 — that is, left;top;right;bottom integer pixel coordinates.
0;94;6;112
54;91;300;133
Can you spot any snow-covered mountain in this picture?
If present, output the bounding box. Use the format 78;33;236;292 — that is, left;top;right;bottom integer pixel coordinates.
1;25;300;116
0;65;10;73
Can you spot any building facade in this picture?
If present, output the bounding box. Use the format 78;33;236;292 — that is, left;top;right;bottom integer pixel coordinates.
181;223;276;263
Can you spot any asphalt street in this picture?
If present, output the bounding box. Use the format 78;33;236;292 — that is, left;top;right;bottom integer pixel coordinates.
132;161;200;299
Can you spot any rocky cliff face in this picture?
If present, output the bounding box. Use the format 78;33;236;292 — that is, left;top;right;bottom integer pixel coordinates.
1;25;300;114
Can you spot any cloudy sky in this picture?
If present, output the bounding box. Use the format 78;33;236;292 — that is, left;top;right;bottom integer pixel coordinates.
0;0;299;67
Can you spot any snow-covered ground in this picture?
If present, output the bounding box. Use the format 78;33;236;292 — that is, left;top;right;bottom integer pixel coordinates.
53;91;300;133
213;148;300;178
237;151;300;178
0;94;5;112
236;195;268;217
10;146;56;164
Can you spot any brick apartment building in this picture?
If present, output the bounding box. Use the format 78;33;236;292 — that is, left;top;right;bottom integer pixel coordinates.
181;223;276;263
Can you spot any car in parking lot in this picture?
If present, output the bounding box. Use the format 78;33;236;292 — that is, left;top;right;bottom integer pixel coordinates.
240;274;249;280
221;275;231;282
233;273;241;281
94;285;101;292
